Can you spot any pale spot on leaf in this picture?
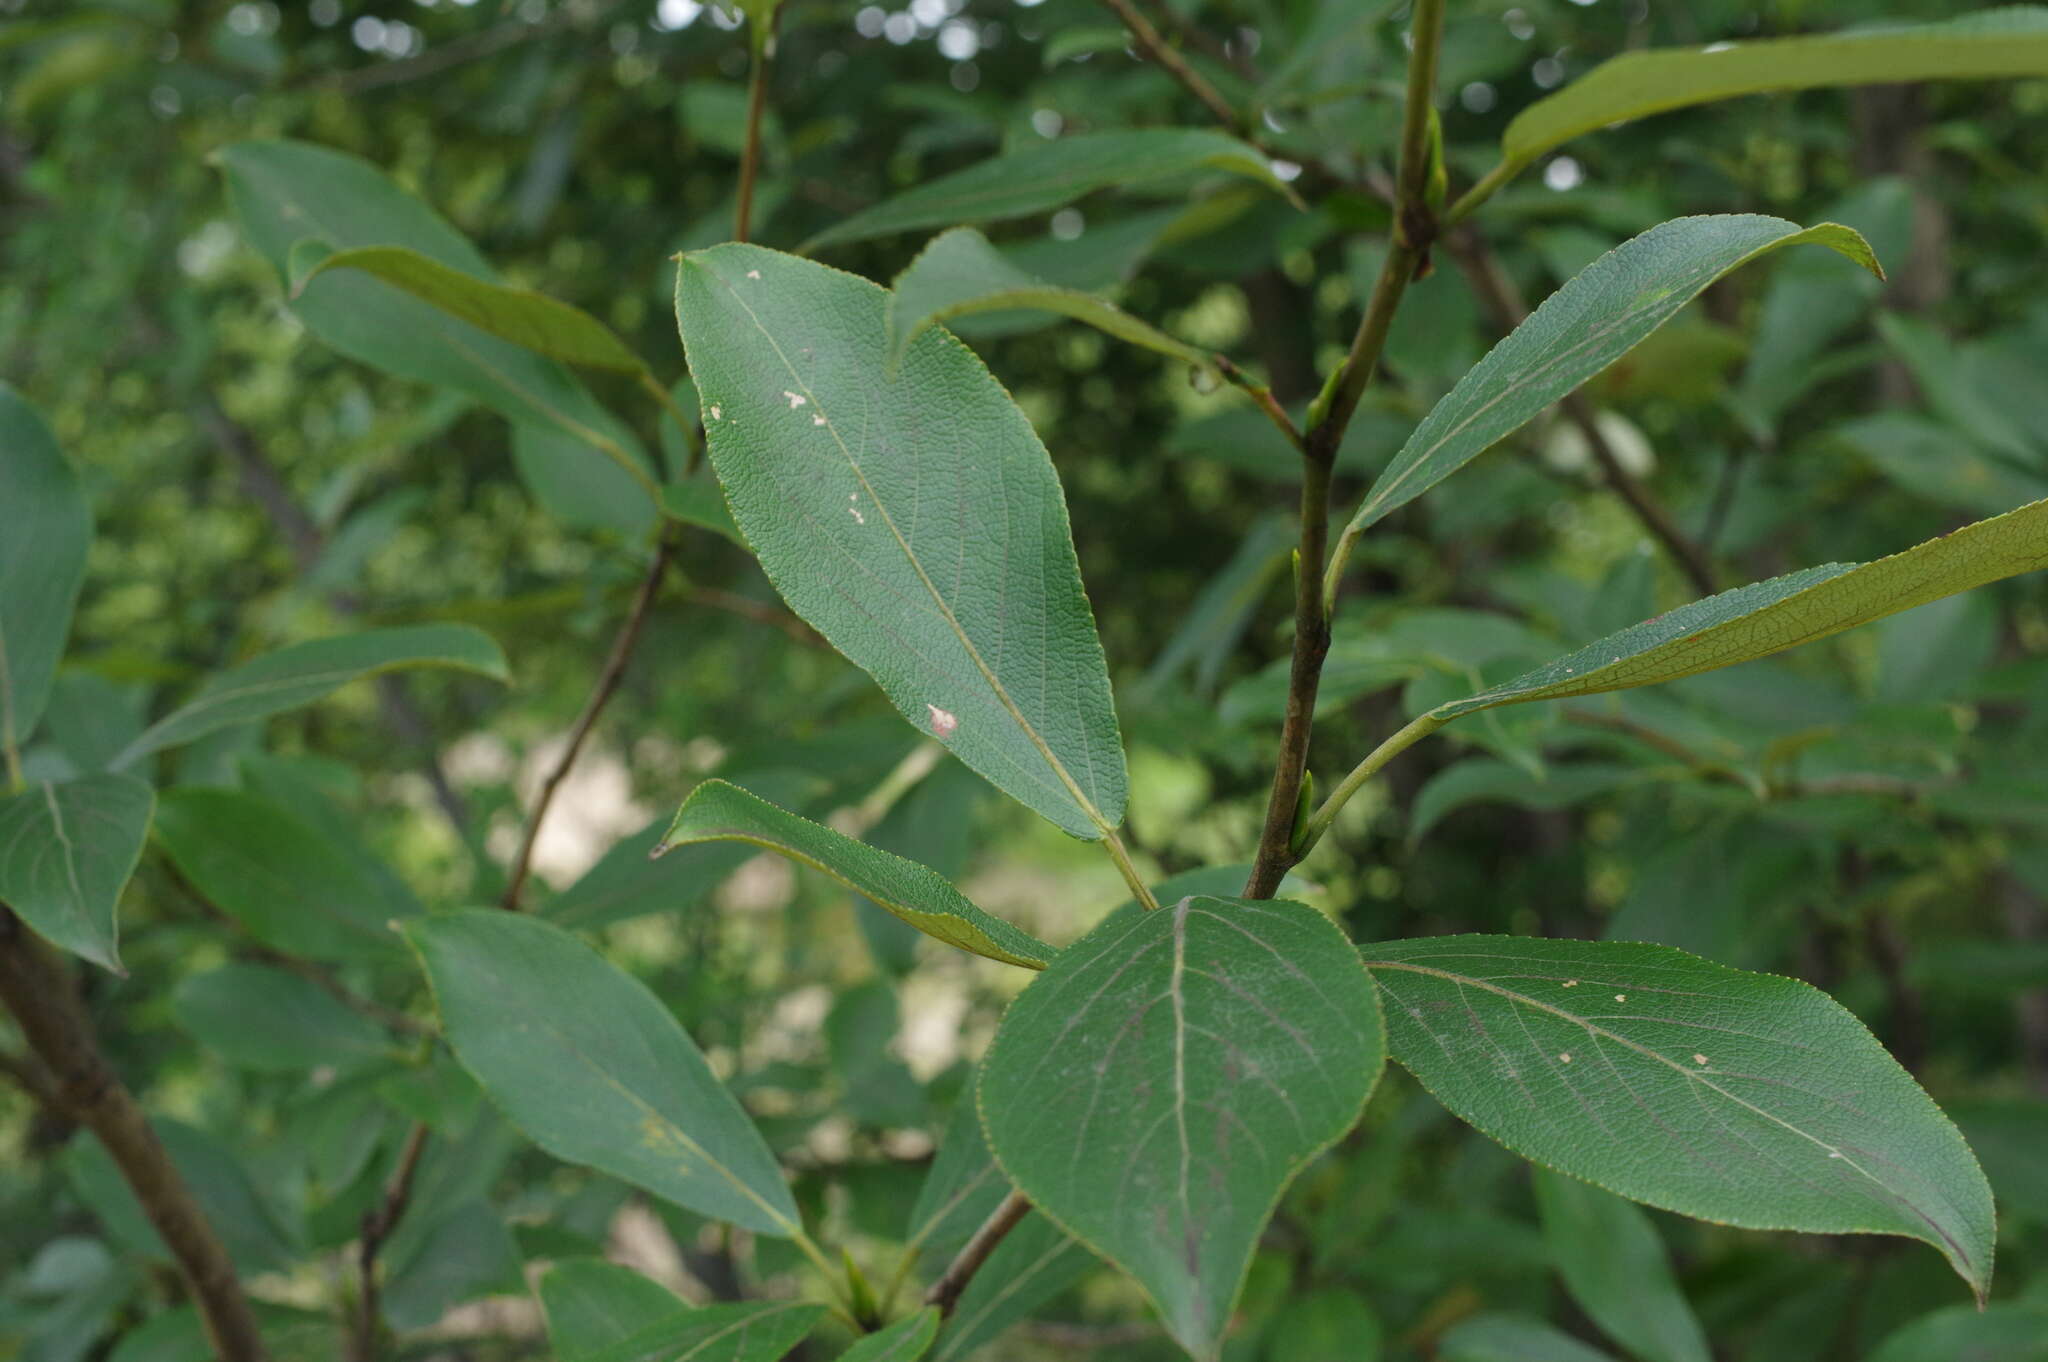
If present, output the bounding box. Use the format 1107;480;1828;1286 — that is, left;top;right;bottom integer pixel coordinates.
1563;979;1578;988
812;414;826;426
1559;1052;1572;1063
1694;1053;1709;1066
708;404;722;420
926;703;958;737
1614;993;1626;1002
784;390;807;409
746;269;762;280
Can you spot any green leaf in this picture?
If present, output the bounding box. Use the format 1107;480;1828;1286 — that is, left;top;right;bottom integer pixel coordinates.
65;1119;300;1275
804;129;1296;251
1140;512;1294;700
1438;1313;1620;1362
929;1215;1092;1362
1427;496;2048;724
111;624;507;769
171;963;391;1072
576;1301;827;1362
1489;9;2048;190
979;896;1383;1360
381;1199;522;1329
659;480;745;545
406;910;801;1236
674;243;1128;840
0;774;152;973
216;140;656;521
835;1308;939;1362
1363;936;1995;1299
1865;1303;2048;1362
153;788;420;962
1533;1170;1709;1362
293;244;650;374
657;779;1053;969
540;1258;688;1361
906;1087;1011;1270
0;384;91;754
1333;216;1879;566
887;227;1215;376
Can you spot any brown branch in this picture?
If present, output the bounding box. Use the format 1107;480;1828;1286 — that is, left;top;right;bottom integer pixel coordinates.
1144;0;1259;83
349;1122;431;1362
681;585;825;649
1099;0;1247;136
923;1190;1032;1318
314;0;628;94
0;910;269;1362
500;530;681;911
733;12;779;246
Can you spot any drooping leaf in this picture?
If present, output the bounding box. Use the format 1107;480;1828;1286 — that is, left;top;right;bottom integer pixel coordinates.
0;384;90;755
576;1301;827;1362
1438;1312;1621;1362
657;779;1052;968
1486;9;2048;195
1426;496;2048;724
407;910;801;1236
153;789;419;962
674;243;1128;840
0;773;152;972
835;1308;939;1362
1363;936;1995;1299
110;624;507;769
887;227;1215;376
1533;1170;1710;1362
293;244;650;374
979;896;1382;1360
1332;216;1879;567
540;1258;688;1361
803;129;1296;251
171;963;391;1072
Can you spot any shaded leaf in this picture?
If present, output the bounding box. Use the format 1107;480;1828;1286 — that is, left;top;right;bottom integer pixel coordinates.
65;1119;300;1275
659;480;745;545
835;1308;938;1362
0;384;90;754
929;1215;1092;1362
540;1258;688;1361
658;779;1052;968
1438;1313;1620;1362
578;1301;827;1362
1534;1170;1709;1362
1363;936;1995;1298
0;774;152;972
1865;1303;2048;1362
407;910;801;1235
172;963;391;1072
380;1199;522;1330
675;243;1127;839
980;896;1382;1360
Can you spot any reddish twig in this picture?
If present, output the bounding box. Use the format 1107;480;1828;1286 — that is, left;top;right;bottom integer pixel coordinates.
923;1190;1033;1318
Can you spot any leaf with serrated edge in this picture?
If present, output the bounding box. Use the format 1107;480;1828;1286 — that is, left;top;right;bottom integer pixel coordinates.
0;385;90;755
110;624;507;769
1363;936;1994;1300
658;779;1052;969
887;228;1214;376
408;911;801;1236
835;1308;939;1362
0;774;152;973
1493;9;2048;186
675;243;1127;840
1430;495;2048;722
979;896;1383;1360
1333;217;1877;571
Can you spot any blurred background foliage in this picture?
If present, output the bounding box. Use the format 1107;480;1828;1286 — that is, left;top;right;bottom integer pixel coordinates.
5;0;2048;1357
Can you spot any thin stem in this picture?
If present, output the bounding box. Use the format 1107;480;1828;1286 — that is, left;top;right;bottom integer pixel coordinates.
924;1190;1032;1318
350;1122;431;1362
0;910;269;1362
1215;355;1305;453
1295;712;1444;858
1102;829;1160;910
1244;0;1445;900
1099;0;1247;134
638;370;701;476
1443;158;1516;228
734;20;776;245
500;528;680;911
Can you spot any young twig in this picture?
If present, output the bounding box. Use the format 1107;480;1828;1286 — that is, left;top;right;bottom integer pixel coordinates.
500;527;681;911
923;1190;1033;1318
349;1122;431;1362
0;910;270;1362
1099;0;1247;136
734;12;780;246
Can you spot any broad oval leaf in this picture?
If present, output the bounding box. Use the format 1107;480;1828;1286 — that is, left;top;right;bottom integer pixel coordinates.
0;384;90;753
0;773;152;973
295;244;649;374
657;779;1053;969
1332;216;1878;575
540;1258;688;1361
111;623;508;770
1534;1169;1709;1362
1429;495;2048;722
804;129;1296;251
887;228;1215;377
979;895;1382;1360
675;243;1128;840
171;963;391;1073
576;1301;827;1362
407;910;801;1236
153;788;420;963
836;1308;939;1362
1490;9;2048;191
1363;936;1995;1299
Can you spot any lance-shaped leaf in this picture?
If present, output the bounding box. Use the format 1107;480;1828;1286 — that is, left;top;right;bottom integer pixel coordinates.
1426;495;2048;724
1485;9;2048;195
540;1258;689;1361
1534;1170;1710;1362
294;244;649;374
172;964;391;1072
887;227;1215;378
1331;216;1878;580
408;910;802;1236
658;779;1052;969
836;1308;939;1362
111;623;507;769
675;243;1128;840
0;384;90;754
979;896;1382;1361
804;129;1296;251
575;1301;826;1362
1362;936;1995;1300
0;774;152;973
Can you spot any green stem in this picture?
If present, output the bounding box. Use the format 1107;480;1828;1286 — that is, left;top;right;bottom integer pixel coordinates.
734;23;775;245
1294;712;1444;859
1102;829;1160;910
1444;158;1518;228
638;370;701;477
